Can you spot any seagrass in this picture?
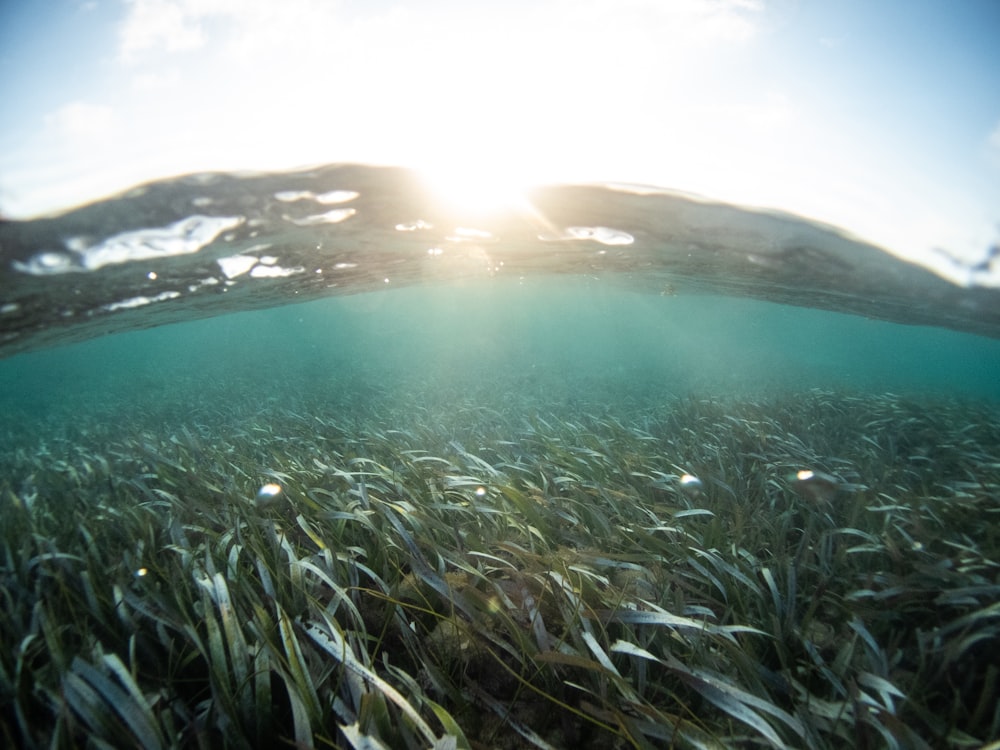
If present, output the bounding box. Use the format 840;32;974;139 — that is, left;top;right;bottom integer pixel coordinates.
1;387;998;748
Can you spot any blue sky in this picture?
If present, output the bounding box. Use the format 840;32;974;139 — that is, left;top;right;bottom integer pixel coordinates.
1;0;998;280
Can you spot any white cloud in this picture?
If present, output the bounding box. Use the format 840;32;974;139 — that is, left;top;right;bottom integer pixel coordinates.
689;0;763;42
553;0;762;47
117;0;350;63
719;91;797;131
116;0;763;65
118;0;208;61
44;101;116;139
988;119;1000;167
130;68;181;91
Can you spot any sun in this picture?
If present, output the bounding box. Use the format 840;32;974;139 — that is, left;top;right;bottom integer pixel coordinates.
417;156;542;218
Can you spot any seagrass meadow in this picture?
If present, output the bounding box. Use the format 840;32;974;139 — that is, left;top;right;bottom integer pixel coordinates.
2;280;1000;749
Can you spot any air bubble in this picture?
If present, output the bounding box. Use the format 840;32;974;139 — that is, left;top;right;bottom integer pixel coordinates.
256;483;283;506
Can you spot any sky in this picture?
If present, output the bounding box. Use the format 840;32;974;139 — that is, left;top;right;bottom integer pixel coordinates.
1;0;999;277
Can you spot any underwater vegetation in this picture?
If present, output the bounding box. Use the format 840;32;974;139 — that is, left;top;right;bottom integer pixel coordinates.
1;386;999;749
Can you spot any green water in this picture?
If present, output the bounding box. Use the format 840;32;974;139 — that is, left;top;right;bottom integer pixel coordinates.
2;278;998;431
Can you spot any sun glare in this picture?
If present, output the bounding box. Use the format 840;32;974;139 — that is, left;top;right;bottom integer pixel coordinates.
418;158;540;218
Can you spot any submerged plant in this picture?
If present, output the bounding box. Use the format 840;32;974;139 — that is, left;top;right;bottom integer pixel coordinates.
1;386;998;748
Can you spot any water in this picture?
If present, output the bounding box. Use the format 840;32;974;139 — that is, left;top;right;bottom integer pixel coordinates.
2;164;999;747
3;164;999;359
2;163;998;416
2;278;999;428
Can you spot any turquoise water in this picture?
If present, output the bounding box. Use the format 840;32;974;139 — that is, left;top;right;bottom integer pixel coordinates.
3;277;998;435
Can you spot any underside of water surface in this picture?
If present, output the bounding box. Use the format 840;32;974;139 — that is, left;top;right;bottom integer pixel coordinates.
2;164;999;359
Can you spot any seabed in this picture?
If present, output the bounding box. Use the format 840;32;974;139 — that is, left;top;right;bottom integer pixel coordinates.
2;385;999;749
